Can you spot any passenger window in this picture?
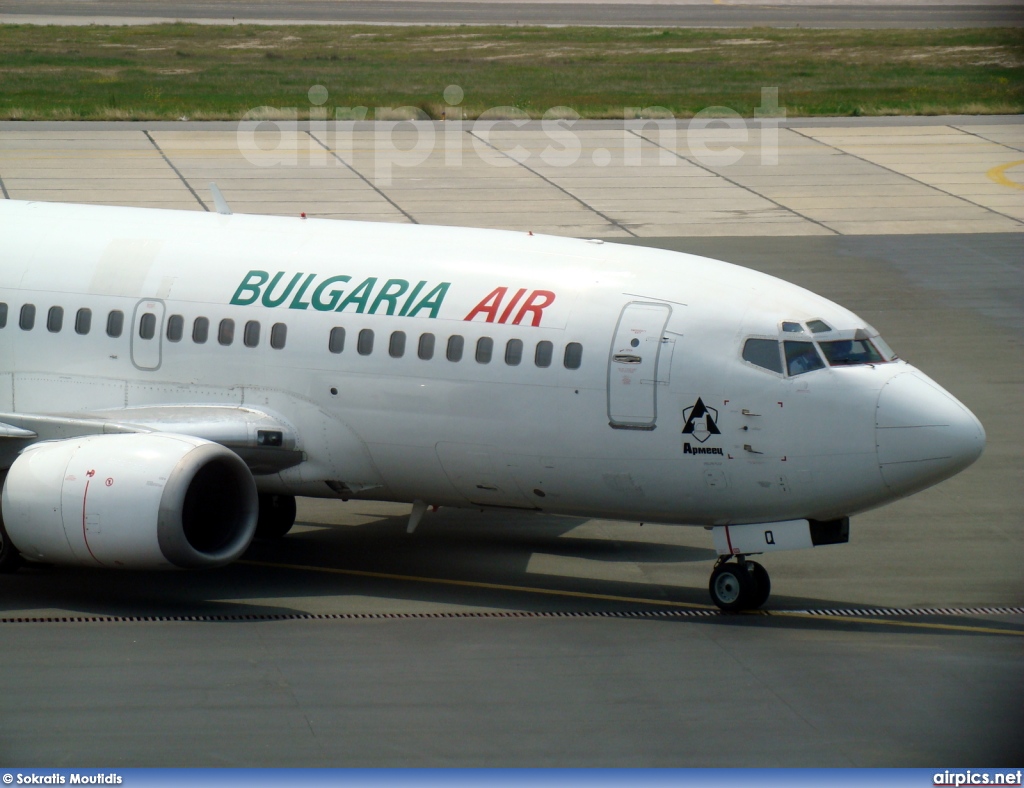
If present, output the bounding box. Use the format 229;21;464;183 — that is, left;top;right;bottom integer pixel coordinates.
784;341;825;376
166;314;184;342
742;338;783;374
475;337;493;364
20;304;36;331
418;333;435;360
358;328;374;356
807;320;832;334
193;317;209;344
389;331;406;358
75;308;92;335
329;327;345;354
244;320;260;348
505;339;523;366
107;310;124;338
139;313;157;340
447;335;464;362
270;323;287;350
535;340;553;368
218;318;234;346
47;306;64;333
0;302;7;329
563;342;583;370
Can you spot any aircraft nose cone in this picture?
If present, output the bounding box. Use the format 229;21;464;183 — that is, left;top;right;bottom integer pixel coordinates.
875;370;985;496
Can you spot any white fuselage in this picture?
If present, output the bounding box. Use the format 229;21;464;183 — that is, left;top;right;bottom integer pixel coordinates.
0;200;985;530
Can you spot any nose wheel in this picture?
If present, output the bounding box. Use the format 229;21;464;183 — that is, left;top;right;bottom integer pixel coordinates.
709;556;771;611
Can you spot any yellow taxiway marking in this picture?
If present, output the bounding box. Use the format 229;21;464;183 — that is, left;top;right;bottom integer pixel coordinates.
987;159;1024;190
240;559;716;610
240;559;1024;636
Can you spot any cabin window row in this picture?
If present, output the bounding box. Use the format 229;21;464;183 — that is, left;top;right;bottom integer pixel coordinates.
328;327;583;370
0;303;287;350
162;314;287;350
0;303;94;335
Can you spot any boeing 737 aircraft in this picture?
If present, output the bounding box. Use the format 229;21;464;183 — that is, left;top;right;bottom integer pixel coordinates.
0;199;985;610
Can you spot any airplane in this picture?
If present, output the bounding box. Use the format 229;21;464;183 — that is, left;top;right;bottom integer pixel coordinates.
0;197;985;610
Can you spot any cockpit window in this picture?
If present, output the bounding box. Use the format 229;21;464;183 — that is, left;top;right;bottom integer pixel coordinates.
781;321;803;333
872;334;898;361
819;338;885;366
784;341;825;376
742;338;783;374
807;319;832;333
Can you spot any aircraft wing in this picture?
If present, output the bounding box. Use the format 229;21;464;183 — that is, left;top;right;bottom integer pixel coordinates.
0;406;304;475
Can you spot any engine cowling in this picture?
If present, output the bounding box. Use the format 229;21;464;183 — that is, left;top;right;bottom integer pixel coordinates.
2;433;258;569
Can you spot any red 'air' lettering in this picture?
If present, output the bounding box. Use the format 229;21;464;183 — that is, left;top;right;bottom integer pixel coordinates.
464;287;556;326
498;288;528;324
513;290;555;327
463;287;507;322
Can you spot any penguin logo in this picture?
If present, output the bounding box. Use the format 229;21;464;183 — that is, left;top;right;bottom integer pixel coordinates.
682;397;721;444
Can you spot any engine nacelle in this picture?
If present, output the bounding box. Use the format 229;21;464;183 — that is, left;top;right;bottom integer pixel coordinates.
2;433;258;569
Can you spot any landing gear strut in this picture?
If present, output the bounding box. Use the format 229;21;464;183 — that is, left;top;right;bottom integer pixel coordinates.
708;555;771;611
254;494;297;539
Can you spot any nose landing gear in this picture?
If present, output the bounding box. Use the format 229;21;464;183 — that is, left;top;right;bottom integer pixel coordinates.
709;555;771;611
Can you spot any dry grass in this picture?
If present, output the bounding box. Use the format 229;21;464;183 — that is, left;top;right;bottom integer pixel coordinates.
0;23;1020;120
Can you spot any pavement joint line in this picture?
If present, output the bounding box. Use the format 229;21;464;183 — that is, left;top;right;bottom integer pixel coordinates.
951;125;1024;156
142;130;208;212
627;129;839;235
0;173;9;199
787;126;1024;228
466;128;637;238
305;131;418;224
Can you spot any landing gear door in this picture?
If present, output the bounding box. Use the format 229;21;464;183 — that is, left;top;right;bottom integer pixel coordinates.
130;298;165;371
607;301;672;430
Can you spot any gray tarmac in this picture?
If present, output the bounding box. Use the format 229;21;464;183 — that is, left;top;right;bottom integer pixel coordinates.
2;0;1022;28
0;120;1022;766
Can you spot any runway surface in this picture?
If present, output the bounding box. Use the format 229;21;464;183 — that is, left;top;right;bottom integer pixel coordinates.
3;0;1022;28
1;119;1023;766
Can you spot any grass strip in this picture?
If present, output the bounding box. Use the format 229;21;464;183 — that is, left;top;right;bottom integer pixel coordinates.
0;23;1021;120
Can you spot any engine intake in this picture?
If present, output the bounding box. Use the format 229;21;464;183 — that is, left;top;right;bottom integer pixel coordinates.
2;433;258;569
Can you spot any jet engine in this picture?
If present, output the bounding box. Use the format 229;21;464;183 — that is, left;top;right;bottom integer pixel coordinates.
2;433;258;569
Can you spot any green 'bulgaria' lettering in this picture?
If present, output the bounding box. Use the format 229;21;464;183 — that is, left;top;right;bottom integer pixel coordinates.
369;279;409;316
262;271;303;308
230;270;269;305
289;273;318;310
311;275;352;311
228;270;450;318
406;282;450;319
335;277;377;313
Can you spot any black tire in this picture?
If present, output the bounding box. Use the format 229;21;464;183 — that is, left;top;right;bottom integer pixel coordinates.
747;561;771;610
255;494;297;539
709;562;753;611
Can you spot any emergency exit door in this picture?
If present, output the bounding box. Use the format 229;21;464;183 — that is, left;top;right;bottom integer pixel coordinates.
130;298;165;371
607;301;672;430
